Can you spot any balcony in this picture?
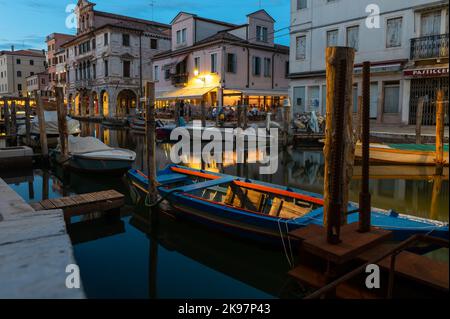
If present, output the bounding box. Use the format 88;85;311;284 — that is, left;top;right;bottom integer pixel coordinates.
74;79;94;89
410;34;449;60
171;73;189;86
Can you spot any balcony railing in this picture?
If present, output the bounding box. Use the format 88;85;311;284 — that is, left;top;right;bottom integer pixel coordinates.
410;33;449;60
171;73;189;86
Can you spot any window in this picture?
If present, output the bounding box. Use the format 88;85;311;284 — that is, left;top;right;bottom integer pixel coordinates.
421;11;441;36
123;60;131;77
30;72;34;76
18;84;22;91
194;57;200;71
352;83;358;113
309;86;320;111
293;86;306;113
252;56;261;76
17;71;22;77
123;34;130;47
211;53;217;73
327;29;338;47
297;0;307;10
346;26;359;51
164;69;170;80
30;59;34;65
386;17;402;48
154;65;159;81
16;59;21;64
296;35;306;60
104;60;109;77
92;38;96;50
256;26;268;42
150;38;158;49
93;63;96;79
383;82;400;113
104;33;109;45
285;61;290;78
227;53;237;73
263;57;271;77
177;28;187;44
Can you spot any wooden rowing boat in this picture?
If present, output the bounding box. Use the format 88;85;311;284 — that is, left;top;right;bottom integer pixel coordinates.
355;143;449;166
127;165;448;244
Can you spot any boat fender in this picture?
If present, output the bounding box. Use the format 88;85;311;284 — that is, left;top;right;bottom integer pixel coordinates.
388;210;399;217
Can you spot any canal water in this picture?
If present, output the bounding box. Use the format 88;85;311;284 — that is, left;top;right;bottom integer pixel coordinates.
3;122;449;298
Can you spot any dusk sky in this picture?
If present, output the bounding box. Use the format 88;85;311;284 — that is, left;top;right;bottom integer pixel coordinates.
0;0;291;51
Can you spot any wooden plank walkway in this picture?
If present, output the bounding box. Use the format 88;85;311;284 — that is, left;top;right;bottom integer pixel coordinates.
30;190;125;222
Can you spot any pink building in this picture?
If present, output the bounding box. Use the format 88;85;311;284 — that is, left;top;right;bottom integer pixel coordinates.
153;10;289;112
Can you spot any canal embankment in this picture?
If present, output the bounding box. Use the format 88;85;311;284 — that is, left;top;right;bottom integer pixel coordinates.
0;177;84;299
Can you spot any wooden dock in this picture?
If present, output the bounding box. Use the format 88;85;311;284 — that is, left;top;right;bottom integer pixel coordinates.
30;190;125;222
288;223;449;299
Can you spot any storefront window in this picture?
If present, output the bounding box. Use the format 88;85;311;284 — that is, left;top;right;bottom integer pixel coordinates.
293;86;306;114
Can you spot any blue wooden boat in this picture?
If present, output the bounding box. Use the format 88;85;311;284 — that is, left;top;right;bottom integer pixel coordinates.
127;165;449;243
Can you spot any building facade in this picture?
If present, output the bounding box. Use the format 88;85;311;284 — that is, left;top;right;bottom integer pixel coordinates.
62;0;171;118
0;48;46;98
153;10;289;113
26;72;50;97
46;33;75;94
289;0;448;125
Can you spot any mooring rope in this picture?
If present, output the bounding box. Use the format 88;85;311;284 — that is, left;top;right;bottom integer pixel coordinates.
145;188;182;208
277;218;294;269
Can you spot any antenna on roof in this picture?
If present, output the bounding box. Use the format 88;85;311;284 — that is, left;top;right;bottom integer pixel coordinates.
149;0;156;21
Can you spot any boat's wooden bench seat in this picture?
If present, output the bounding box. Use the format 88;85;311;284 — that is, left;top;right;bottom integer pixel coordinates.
157;173;188;185
269;198;312;219
224;186;266;212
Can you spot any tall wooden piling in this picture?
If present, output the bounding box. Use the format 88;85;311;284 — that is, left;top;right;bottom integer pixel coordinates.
3;99;10;145
415;97;424;144
35;91;48;159
145;82;158;204
55;87;69;161
355;96;363;142
283;99;291;148
24;98;32;146
358;61;371;233
237;105;242;129
201;101;206;128
243;104;248;130
323;47;355;244
435;90;445;175
10;100;17;146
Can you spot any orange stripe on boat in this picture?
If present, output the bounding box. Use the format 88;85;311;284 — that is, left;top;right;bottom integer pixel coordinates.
171;166;221;180
171;166;324;205
234;180;324;205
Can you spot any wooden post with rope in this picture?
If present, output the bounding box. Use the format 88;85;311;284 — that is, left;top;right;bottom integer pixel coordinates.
435;90;445;175
323;47;355;244
25;98;32;146
55;87;69;162
10;100;17;146
415;97;424;144
35;91;48;160
3;98;10;146
145;82;158;204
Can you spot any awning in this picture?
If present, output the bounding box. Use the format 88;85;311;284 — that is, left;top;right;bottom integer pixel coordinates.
156;86;217;100
162;54;188;72
232;89;288;97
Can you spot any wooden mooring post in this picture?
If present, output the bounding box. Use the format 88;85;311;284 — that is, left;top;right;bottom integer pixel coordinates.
435;90;445;175
323;47;355;244
283;98;291;148
35;91;49;160
358;61;371;233
145;82;158;204
55;87;69;162
237;104;242;129
10;100;17;146
415;97;424;144
201;100;206;128
243;104;248;130
3;98;10;145
24;98;32;146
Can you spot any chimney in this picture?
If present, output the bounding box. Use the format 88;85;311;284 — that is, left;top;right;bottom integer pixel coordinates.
11;45;14;52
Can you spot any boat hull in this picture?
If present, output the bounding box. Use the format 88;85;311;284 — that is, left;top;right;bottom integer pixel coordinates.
70;155;133;174
355;143;449;166
128;166;449;244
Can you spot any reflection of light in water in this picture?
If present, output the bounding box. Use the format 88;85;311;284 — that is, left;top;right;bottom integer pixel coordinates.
103;129;110;145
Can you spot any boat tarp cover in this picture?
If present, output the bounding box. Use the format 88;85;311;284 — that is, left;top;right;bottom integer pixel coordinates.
67;136;111;155
388;143;449;152
18;111;80;135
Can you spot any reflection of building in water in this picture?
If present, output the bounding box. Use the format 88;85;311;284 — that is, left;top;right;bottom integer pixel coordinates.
349;179;449;222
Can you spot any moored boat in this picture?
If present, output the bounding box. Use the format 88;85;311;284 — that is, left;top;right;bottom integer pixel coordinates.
128;165;449;243
355;142;449;166
53;136;136;174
